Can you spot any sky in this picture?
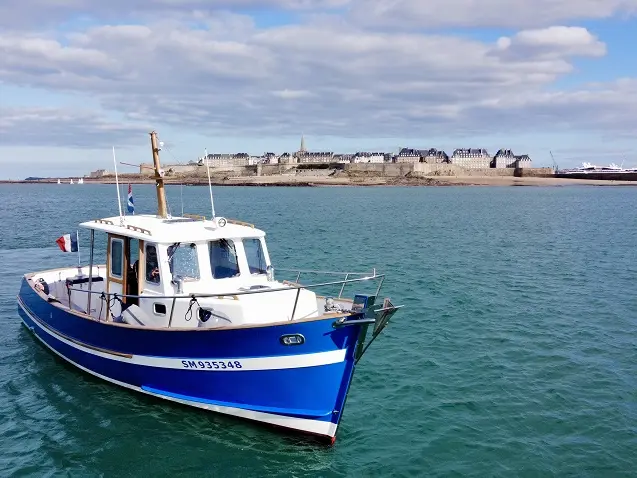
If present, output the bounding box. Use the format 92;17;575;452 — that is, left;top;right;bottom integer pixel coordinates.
0;0;636;179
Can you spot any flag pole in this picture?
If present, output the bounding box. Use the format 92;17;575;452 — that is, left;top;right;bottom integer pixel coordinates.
127;183;135;215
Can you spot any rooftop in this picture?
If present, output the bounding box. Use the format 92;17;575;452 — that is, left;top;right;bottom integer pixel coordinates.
80;214;265;243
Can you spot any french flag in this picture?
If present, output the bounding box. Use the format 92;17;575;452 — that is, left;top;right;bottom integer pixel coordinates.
127;183;134;214
56;232;78;252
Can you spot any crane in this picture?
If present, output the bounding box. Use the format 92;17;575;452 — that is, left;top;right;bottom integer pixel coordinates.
119;161;154;171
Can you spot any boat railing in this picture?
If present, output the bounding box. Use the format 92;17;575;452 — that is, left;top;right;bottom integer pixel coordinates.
65;271;385;325
276;267;384;299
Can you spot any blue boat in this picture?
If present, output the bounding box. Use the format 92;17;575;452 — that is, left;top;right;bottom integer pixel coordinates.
16;131;402;443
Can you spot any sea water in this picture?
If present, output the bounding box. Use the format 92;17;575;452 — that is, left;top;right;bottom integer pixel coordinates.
0;184;635;477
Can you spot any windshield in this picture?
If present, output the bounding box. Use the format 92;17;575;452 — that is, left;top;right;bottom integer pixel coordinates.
243;238;267;274
168;243;200;280
209;239;240;279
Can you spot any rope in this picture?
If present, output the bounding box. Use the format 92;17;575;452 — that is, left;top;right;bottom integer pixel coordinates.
65;280;72;306
110;293;126;321
184;295;198;322
99;292;106;321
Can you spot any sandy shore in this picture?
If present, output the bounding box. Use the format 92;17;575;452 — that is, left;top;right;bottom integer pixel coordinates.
410;176;637;187
194;175;637;187
3;175;636;187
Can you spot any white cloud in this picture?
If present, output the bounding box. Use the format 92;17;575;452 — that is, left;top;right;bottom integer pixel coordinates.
0;0;349;30
453;78;637;136
272;89;314;99
0;107;150;148
0;10;634;151
0;35;118;76
492;26;606;60
349;0;637;28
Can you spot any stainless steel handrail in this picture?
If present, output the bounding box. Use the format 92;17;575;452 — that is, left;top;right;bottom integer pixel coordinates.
276;267;374;276
65;270;384;326
277;267;377;299
67;273;384;301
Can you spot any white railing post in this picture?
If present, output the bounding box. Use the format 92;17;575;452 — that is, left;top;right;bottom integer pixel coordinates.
338;273;349;298
290;288;301;320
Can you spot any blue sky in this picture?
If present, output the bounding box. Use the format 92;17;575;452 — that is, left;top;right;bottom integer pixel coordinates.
0;0;636;179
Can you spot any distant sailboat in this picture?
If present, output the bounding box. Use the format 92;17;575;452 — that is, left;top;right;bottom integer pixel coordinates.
78;178;84;184
70;179;74;184
57;179;61;184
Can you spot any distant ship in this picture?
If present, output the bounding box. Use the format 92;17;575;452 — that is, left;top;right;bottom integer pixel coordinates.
557;162;637;174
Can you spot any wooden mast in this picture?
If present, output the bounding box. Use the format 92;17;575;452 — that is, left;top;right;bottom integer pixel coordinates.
150;131;168;218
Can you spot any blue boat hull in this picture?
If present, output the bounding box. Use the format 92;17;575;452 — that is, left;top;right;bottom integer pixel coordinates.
17;278;364;441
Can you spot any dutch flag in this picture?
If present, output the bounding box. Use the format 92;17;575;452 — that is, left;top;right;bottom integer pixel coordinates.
56;232;78;252
127;183;134;214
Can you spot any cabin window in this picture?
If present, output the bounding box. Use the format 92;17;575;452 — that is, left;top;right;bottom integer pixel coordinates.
110;238;124;278
209;239;240;279
168;243;200;280
146;244;160;284
243;238;267;274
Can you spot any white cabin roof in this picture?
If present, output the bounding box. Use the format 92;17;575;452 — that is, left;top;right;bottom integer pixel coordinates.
79;214;265;243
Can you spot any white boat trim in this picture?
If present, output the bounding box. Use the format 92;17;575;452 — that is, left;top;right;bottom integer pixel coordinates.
17;296;346;371
18;301;338;438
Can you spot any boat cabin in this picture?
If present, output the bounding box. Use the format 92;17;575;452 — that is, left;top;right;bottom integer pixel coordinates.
63;214;321;328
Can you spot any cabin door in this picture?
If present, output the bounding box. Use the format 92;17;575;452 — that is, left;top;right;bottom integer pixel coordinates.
106;234;129;319
126;238;141;306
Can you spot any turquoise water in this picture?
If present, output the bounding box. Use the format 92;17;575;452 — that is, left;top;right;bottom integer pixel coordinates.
1;184;636;477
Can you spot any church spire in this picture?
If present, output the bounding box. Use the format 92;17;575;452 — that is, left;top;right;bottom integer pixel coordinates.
299;133;306;153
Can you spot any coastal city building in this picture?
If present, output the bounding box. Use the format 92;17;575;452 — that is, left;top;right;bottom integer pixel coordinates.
353;152;385;163
334;154;354;163
395;148;423;163
493;149;516;168
192;135;531;169
278;152;293;164
394;148;449;164
493;149;533;168
89;169;110;178
515;155;532;168
450;148;491;169
297;151;335;163
201;153;249;167
264;152;278;164
423;149;449;164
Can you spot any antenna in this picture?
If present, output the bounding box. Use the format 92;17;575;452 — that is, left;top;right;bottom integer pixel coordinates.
204;148;216;219
112;146;124;223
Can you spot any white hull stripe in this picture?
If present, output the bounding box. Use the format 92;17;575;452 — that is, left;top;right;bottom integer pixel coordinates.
17;297;346;371
18;311;338;438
